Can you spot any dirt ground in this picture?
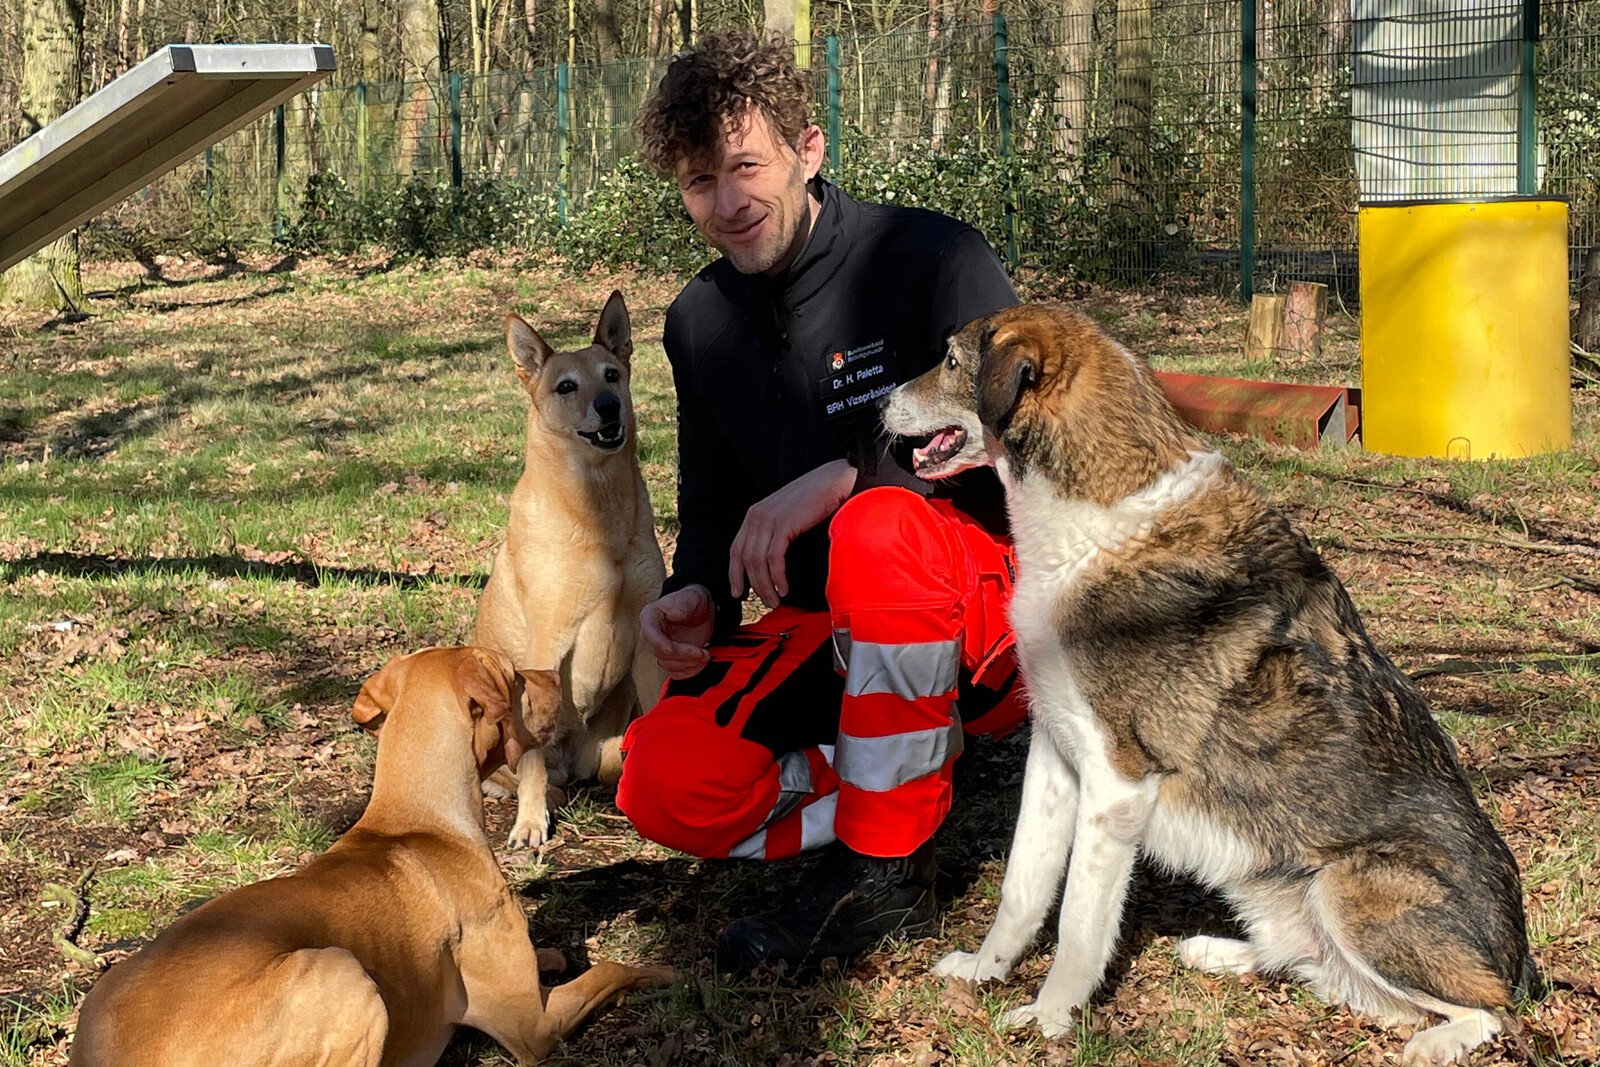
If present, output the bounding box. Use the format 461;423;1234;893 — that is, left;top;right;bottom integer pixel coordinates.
1;255;1597;1066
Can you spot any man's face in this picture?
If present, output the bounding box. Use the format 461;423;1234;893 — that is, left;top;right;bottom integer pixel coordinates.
676;110;825;275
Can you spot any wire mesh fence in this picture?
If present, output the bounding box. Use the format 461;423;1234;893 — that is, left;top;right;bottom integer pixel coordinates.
70;1;1600;298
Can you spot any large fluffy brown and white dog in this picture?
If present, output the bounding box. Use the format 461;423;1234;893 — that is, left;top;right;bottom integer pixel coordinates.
473;291;667;847
880;304;1534;1065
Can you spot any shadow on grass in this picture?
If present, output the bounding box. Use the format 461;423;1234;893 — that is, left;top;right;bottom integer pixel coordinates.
0;550;487;591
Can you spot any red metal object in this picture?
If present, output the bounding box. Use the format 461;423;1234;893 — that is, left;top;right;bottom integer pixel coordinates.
1155;371;1359;450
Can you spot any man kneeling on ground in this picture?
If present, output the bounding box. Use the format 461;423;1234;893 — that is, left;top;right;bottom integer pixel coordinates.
617;29;1028;975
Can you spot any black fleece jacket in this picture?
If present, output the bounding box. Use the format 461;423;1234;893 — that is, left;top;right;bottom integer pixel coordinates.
661;178;1019;636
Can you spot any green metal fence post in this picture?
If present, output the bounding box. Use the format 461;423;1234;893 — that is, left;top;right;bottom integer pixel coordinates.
449;71;464;189
1518;0;1538;194
1240;0;1257;302
827;36;841;176
274;102;287;240
557;62;570;224
356;80;367;200
995;13;1017;269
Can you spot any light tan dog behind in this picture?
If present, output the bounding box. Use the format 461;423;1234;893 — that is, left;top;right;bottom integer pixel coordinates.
474;290;667;847
70;647;674;1067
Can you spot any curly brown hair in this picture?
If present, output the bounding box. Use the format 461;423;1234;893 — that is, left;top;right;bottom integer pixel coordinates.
638;29;813;175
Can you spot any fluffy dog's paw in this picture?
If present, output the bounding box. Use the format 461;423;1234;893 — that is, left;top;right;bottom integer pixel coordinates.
1177;935;1258;976
1000;1000;1075;1038
507;809;550;849
932;950;1009;983
482;779;515;800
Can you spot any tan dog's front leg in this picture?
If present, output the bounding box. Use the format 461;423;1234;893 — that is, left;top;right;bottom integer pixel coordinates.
508;748;551;848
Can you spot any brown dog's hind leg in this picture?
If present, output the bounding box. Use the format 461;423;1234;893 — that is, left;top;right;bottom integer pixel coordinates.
1310;853;1518;1065
257;948;390;1067
475;962;676;1063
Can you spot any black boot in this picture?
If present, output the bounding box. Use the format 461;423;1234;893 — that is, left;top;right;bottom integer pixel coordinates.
715;839;938;975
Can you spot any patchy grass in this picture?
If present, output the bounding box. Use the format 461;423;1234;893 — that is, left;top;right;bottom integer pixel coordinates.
1;255;1597;1065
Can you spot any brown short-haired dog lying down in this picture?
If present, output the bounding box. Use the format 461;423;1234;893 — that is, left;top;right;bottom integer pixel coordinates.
70;646;675;1067
881;304;1535;1066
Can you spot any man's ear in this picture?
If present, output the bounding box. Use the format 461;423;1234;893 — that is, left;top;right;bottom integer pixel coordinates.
593;290;632;365
798;123;826;181
977;328;1039;430
352;655;407;733
508;313;556;395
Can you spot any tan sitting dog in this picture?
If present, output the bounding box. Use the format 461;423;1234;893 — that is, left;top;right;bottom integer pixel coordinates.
70;647;674;1067
474;290;667;847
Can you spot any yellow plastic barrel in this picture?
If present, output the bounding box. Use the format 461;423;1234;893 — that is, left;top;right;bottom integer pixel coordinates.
1358;197;1571;459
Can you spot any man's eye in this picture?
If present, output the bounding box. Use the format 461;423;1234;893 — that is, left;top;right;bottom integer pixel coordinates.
556;380;578;395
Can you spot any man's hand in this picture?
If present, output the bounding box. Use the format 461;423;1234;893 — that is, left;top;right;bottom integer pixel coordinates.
729;458;856;609
641;585;715;680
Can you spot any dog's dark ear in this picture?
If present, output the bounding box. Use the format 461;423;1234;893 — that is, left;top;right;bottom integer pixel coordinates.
507;313;556;394
593;289;633;366
352;655;407;733
976;329;1039;429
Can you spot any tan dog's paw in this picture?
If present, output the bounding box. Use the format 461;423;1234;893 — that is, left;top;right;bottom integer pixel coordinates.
635;964;678;988
507;806;550;848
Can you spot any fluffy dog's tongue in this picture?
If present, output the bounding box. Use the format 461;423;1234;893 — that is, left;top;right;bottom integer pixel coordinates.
912;427;965;473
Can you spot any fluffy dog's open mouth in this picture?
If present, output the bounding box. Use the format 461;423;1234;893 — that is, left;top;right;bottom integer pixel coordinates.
912;426;968;476
579;423;626;451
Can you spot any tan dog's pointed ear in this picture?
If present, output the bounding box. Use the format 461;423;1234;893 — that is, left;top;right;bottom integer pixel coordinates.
593;289;632;365
508;313;556;394
515;666;562;738
352;656;406;734
977;327;1039;429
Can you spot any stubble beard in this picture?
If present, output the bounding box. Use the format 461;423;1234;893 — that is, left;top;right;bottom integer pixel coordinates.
715;176;813;275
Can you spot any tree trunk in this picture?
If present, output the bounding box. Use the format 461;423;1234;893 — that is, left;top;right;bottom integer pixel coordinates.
1055;0;1093;162
2;0;85;311
1313;0;1350;106
524;0;537;70
1574;246;1600;354
1112;0;1152;207
397;0;441;176
648;0;671;55
764;0;795;42
593;0;624;60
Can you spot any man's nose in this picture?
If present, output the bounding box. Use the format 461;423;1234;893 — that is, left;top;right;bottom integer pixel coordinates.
714;177;747;218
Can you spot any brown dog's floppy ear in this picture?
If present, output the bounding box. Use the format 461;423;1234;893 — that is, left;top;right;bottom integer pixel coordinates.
976;328;1039;429
593;289;633;366
352;655;406;733
461;648;523;774
507;313;556;394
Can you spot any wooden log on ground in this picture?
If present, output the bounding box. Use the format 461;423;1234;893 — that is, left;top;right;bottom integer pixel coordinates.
1244;293;1287;364
1284;280;1327;360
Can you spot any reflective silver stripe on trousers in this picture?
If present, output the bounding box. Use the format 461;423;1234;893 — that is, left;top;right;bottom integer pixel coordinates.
728;751;816;859
835;717;964;793
831;628;852;674
840;637;960;699
729;787;839;858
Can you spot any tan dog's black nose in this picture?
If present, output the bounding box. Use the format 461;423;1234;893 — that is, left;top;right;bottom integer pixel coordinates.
594;392;622;425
